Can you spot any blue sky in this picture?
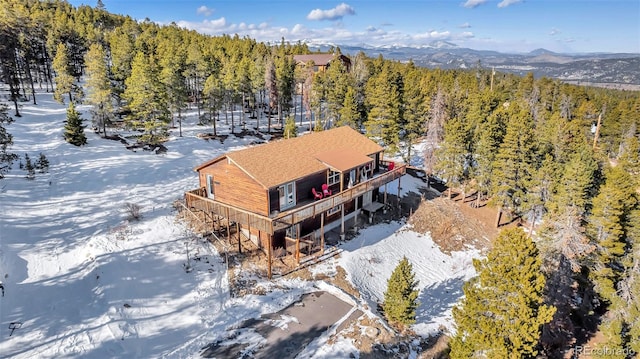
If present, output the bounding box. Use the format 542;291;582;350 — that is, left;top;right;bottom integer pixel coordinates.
69;0;640;53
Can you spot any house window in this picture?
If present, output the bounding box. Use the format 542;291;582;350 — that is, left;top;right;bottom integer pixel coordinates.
206;174;215;199
363;162;372;174
278;181;296;210
327;170;340;186
348;169;356;188
361;162;372;181
327;205;342;216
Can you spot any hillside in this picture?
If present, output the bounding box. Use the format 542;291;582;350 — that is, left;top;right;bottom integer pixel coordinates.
0;93;483;358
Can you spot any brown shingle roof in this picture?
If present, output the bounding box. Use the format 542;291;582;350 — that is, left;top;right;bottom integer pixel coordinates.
293;54;351;68
315;150;373;172
293;54;336;66
197;126;383;188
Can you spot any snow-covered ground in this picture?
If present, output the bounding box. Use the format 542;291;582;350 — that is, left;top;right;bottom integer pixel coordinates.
0;93;480;358
339;223;480;336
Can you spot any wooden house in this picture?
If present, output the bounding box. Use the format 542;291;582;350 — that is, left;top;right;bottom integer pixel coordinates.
185;126;405;278
293;53;351;73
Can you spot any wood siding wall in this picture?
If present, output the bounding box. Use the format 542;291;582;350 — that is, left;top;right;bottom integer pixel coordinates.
199;158;269;216
296;171;327;204
268;171;328;213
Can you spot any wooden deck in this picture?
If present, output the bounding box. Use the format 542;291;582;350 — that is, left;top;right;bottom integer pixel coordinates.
185;162;406;235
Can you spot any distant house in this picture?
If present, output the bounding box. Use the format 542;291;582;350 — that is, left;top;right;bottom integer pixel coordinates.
293;53;351;73
185;126;405;278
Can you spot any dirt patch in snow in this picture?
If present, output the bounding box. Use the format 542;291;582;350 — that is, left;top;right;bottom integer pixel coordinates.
408;196;495;254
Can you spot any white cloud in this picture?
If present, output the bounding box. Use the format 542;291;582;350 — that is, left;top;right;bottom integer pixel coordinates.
176;17;226;33
497;0;523;8
463;0;488;8
415;30;451;40
291;24;305;35
307;3;356;21
549;28;560;36
459;22;471;28
206;17;226;28
172;17;479;50
196;5;213;17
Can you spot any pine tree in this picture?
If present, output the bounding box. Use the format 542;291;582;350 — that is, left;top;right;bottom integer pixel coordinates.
24;153;35;180
324;59;349;126
553;144;598;216
284;115;297;139
451;228;556;358
123;51;169;144
594;202;640;356
336;86;359;129
108;22;137;98
185;40;207;120
84;43;113;136
402;61;426;161
310;70;328;131
382;256;420;326
158;28;188;136
52;43;76;104
275;53;295;121
0;104;18;179
203;72;223;135
589;166;637;303
525;154;558;232
364;64;403;153
618;135;640;185
265;58;278;133
490;101;536;226
424;88;447;177
63;102;87;146
471;103;505;205
435;115;467;198
35;153;49;173
0;9;22;116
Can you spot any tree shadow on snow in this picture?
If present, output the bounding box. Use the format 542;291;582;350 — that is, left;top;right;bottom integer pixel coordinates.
416;276;466;328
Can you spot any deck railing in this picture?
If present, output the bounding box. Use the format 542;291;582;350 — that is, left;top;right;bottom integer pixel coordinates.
185;162;406;234
273;163;406;226
185;188;275;234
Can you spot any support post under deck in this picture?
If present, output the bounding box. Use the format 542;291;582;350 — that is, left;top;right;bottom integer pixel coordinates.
320;213;325;255
397;176;402;211
267;233;272;279
340;204;345;240
236;222;241;253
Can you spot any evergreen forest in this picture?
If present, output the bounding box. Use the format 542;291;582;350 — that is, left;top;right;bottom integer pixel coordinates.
1;0;639;357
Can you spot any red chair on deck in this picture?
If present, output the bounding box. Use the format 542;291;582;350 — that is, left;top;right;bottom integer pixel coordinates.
322;183;332;197
312;187;323;200
387;162;395;171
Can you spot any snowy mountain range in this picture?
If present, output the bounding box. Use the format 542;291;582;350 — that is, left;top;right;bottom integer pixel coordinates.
312;42;640;88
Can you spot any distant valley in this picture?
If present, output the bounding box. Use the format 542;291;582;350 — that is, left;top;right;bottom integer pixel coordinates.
317;42;640;90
